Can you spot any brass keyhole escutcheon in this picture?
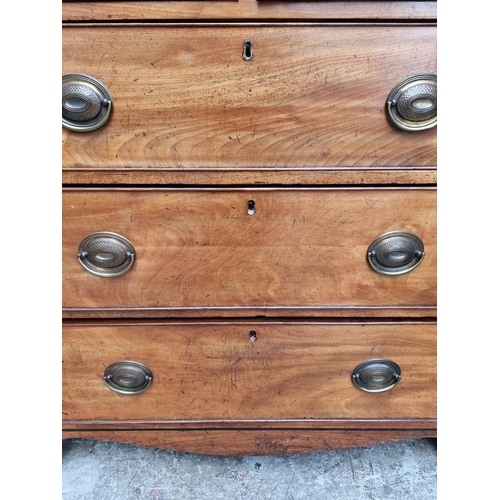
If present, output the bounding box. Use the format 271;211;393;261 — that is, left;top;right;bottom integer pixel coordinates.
247;200;255;215
243;40;253;61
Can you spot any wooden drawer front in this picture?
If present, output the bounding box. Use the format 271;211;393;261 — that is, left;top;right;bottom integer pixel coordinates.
62;188;436;316
62;321;436;422
62;25;436;170
62;2;438;23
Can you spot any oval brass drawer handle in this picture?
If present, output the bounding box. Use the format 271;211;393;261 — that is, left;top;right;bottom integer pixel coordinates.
352;359;402;393
367;230;424;276
62;73;113;132
104;361;153;395
386;74;437;132
77;231;135;277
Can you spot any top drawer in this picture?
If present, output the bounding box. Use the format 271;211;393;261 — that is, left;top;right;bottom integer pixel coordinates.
62;25;436;172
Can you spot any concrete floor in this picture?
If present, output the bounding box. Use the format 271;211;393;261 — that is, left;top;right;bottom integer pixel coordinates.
62;438;436;499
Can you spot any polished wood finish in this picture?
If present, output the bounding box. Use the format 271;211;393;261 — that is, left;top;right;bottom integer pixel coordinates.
62;24;436;170
62;167;437;186
63;306;437;320
63;188;436;317
62;1;437;454
62;321;436;421
62;1;437;22
63;418;437;431
62;429;437;456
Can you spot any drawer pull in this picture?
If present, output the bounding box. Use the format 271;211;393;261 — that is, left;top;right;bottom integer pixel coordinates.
62;73;113;132
77;231;135;277
243;40;253;61
352;359;402;393
367;230;424;276
103;361;153;395
386;74;437;132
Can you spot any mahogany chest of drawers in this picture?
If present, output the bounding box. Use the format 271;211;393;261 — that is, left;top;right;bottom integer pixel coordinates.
62;0;437;455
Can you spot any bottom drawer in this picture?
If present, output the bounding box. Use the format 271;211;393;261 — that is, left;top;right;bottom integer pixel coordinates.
63;320;436;424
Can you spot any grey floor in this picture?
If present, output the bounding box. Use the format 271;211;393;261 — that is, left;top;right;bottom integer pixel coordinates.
62;438;437;499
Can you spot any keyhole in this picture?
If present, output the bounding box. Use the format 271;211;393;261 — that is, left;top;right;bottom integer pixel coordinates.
247;200;255;215
243;40;253;61
249;331;257;342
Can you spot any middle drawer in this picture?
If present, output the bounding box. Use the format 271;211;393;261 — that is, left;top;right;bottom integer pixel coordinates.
63;187;436;317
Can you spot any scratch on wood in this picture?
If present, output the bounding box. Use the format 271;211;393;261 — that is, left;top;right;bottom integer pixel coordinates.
97;49;109;74
230;357;242;389
363;197;376;209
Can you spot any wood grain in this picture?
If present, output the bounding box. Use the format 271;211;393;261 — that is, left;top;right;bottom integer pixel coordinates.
63;306;437;319
62;1;437;22
61;2;438;456
62;429;437;455
62;321;436;422
62;167;437;186
62;187;436;315
62;25;436;169
63;417;437;430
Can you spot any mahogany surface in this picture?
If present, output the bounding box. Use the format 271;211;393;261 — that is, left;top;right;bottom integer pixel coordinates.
62;25;436;170
63;321;436;422
62;1;437;22
62;429;437;456
63;188;436;317
62;0;437;454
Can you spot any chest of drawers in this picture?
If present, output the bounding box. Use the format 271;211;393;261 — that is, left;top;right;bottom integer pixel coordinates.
62;0;437;455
